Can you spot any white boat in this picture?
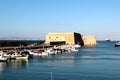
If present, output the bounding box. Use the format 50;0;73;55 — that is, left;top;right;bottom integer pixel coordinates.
105;38;111;41
16;51;30;60
26;50;34;58
115;42;120;47
73;44;81;48
40;52;49;56
0;50;9;61
34;49;49;56
16;55;29;60
70;47;79;52
27;50;34;55
10;51;29;60
64;45;79;52
45;48;56;55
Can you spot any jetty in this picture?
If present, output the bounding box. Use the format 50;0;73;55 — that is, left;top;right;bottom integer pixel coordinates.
0;44;53;50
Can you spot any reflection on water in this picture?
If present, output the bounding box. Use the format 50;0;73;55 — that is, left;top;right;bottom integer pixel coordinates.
8;60;28;69
0;60;28;74
0;63;6;74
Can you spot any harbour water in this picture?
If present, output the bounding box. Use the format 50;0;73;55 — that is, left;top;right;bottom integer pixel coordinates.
0;41;120;80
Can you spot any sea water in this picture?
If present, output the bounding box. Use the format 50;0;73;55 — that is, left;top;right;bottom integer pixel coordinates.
0;41;120;80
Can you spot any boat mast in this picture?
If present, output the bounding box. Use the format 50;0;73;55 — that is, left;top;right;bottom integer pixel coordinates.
51;72;53;80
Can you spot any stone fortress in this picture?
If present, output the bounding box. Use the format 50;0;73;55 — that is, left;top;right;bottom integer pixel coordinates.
45;32;96;46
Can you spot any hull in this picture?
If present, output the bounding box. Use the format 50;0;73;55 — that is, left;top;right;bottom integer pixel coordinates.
39;52;49;56
16;57;28;60
114;42;120;47
115;44;120;47
16;55;29;60
0;57;8;62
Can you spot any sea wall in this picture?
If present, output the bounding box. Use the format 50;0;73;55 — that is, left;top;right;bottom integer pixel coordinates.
82;35;97;46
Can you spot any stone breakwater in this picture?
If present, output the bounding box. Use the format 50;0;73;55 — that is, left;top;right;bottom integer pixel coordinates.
0;40;46;50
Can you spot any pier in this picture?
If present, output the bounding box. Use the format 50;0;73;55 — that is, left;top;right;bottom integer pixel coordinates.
0;44;53;50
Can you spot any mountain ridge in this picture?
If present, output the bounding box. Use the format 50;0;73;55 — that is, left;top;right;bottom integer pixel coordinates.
0;37;40;40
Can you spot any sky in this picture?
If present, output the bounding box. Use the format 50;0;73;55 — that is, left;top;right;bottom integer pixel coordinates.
0;0;120;40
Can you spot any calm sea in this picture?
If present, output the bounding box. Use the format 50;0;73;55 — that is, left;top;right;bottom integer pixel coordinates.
0;41;120;80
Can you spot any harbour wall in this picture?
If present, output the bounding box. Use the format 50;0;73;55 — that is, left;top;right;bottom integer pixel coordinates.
82;35;97;46
45;32;84;46
45;32;96;46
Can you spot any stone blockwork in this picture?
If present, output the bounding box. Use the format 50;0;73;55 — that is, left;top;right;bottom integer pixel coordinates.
45;32;84;46
82;36;97;46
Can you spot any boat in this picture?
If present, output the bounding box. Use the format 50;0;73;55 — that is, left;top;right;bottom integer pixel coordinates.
15;54;29;60
70;47;79;52
73;44;81;48
105;38;111;41
9;51;29;60
34;49;49;56
27;50;34;58
16;51;30;60
114;42;120;47
16;49;34;58
0;50;9;62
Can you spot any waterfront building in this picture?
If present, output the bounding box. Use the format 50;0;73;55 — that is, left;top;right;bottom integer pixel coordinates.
45;32;84;46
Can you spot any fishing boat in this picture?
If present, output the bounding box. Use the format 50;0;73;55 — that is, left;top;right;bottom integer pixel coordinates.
15;54;29;60
45;49;55;55
73;44;81;48
16;51;30;60
70;47;79;52
63;45;79;52
0;50;9;62
105;38;111;41
9;51;29;60
27;50;34;58
114;42;120;47
34;49;49;56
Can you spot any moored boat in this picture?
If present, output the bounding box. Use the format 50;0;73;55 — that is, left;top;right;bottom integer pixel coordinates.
73;44;81;48
114;42;120;47
9;51;29;60
105;38;111;41
34;49;49;56
15;54;29;60
0;50;9;62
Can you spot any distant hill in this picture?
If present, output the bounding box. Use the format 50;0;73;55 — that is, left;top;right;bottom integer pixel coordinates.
0;37;40;40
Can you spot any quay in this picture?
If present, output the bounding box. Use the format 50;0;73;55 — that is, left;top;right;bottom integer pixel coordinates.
0;44;69;54
0;44;53;50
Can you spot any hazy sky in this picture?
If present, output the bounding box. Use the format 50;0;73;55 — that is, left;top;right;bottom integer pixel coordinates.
0;0;120;40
